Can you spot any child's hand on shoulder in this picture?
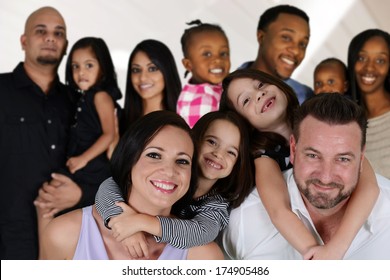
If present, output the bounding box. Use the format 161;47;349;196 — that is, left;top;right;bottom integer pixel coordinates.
109;202;140;241
121;232;150;259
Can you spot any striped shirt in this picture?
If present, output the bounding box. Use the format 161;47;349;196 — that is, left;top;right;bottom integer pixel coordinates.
95;177;229;249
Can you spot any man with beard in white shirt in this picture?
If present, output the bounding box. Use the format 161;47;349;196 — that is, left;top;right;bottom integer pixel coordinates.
223;93;390;259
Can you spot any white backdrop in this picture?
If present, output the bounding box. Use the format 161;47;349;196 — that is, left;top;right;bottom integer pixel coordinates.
1;0;389;106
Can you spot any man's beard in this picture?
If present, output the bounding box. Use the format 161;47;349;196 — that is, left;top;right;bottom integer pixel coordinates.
37;56;60;65
294;172;356;209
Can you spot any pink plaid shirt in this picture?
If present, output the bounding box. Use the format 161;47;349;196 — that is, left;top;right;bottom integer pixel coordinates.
176;82;222;128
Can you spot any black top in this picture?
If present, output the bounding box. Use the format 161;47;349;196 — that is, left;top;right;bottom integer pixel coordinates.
0;63;74;258
253;144;293;172
65;88;115;187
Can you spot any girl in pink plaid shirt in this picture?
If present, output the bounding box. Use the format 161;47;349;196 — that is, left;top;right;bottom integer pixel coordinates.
177;20;231;128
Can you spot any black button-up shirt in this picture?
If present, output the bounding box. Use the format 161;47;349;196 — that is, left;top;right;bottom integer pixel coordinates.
0;63;73;258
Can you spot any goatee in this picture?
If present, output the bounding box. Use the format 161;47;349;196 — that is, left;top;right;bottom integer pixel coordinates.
37;56;60;65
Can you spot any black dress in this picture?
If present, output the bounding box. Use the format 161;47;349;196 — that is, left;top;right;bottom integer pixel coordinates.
62;87;122;209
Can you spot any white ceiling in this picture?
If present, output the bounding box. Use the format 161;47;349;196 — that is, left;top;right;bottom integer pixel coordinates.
1;0;389;105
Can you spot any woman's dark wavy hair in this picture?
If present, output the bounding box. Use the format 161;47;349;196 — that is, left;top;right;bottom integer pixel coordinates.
220;68;299;152
65;37;122;100
110;110;198;215
192;111;254;208
121;39;181;134
348;28;390;115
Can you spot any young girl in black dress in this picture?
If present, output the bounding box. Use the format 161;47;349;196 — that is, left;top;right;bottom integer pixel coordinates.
64;37;122;203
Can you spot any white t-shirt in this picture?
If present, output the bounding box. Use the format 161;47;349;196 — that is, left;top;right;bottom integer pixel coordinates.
223;169;390;259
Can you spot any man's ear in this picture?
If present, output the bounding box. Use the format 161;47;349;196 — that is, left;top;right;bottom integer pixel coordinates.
257;29;265;45
289;134;297;165
182;58;192;71
20;34;26;51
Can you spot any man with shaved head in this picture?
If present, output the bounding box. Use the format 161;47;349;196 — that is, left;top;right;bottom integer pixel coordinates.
22;7;68;69
0;7;74;259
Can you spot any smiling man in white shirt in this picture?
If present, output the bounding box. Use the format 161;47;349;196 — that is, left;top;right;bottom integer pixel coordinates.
223;93;390;260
